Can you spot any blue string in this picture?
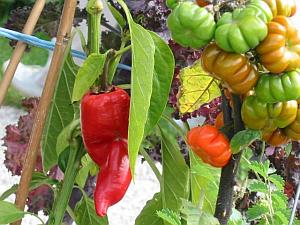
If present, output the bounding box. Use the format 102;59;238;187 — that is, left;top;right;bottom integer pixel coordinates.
0;27;132;71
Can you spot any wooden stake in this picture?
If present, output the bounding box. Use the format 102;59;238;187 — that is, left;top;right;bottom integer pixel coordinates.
10;0;77;224
0;0;46;105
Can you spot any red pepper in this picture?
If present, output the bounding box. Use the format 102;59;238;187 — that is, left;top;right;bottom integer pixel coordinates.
80;87;131;217
81;87;130;165
94;139;131;217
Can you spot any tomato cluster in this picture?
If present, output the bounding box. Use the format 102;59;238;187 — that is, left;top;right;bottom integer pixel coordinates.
167;0;299;167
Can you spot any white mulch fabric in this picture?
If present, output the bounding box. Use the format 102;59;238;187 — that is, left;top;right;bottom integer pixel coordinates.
0;106;160;225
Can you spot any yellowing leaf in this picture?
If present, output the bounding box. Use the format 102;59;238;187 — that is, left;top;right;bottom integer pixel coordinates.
178;60;220;114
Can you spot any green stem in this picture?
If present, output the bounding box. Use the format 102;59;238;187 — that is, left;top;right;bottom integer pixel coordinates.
113;45;131;58
161;114;187;142
140;147;162;183
87;0;103;54
48;142;85;225
66;206;76;222
259;141;266;163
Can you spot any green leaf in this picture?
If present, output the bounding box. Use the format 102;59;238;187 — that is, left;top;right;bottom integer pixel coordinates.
116;0;155;177
156;209;181;225
107;2;126;29
247;204;269;221
274;210;289;225
237;147;253;181
190;151;220;214
248;180;268;194
135;193;164;225
0;172;57;200
285;143;292;156
249;161;268;178
74;194;108;225
0;201;25;224
271;191;288;210
160;124;190;215
230;130;261;154
72;53;107;102
42;42;80;171
76;155;98;188
178;60;220;114
144;31;175;135
228;209;246;225
180;199;219;225
269;174;284;191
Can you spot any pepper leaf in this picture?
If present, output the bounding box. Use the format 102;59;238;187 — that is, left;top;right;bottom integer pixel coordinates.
0;201;26;224
144;31;175;135
159;117;190;218
72;53;108;102
107;2;126;30
116;0;155;177
42;33;80;171
135;193;164;225
178;60;220;114
230;129;261;154
189;151;220;214
74;194;108;225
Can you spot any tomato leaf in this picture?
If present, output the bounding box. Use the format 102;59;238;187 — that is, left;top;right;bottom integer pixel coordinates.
180;199;219;225
0;201;25;224
74;194;108;225
178;60;220;114
116;0;155;177
42;36;80;171
156;208;181;225
135;193;164;225
72;53;108;102
144;31;175;135
230;129;261;154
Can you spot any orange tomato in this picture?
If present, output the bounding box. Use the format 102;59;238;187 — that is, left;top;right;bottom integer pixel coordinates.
202;43;259;94
263;128;289;146
187;125;231;167
256;16;300;73
215;112;224;129
196;0;210;7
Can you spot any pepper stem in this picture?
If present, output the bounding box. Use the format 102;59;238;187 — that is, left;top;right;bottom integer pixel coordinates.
47;138;85;225
87;0;103;55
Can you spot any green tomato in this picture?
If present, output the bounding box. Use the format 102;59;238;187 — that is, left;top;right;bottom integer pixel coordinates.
166;0;178;9
167;1;216;49
255;71;300;103
215;0;272;53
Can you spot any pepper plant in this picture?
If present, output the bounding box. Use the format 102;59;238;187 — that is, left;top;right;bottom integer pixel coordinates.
1;0;300;225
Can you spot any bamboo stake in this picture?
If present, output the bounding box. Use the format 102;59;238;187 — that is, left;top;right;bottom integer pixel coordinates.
0;0;46;105
10;0;77;224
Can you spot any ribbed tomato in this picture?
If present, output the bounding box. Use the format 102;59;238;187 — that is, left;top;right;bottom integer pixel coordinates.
263;0;296;17
256;16;300;73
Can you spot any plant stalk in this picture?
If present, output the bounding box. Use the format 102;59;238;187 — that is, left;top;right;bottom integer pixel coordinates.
215;93;244;225
48;141;85;225
87;0;103;55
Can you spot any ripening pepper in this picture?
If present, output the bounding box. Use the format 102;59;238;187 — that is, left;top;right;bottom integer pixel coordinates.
201;43;259;94
215;112;224;129
187;125;231;167
94;139;131;217
285;106;300;140
80;87;131;217
167;1;216;49
263;0;296;17
215;0;273;53
81;87;130;165
256;16;300;73
241;95;298;130
255;71;300;103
